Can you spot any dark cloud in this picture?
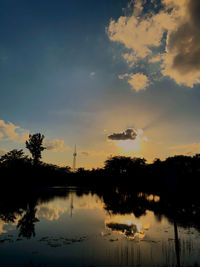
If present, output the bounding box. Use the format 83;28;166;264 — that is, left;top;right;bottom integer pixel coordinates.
108;128;137;141
167;0;200;75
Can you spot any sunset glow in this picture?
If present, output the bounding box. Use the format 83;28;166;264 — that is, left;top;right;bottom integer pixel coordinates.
0;0;200;168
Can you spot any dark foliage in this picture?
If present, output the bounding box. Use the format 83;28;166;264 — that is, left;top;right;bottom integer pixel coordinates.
26;133;45;165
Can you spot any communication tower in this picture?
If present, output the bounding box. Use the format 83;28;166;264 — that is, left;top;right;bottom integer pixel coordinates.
73;144;77;172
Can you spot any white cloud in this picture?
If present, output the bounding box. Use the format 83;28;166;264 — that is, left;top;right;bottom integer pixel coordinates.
0;119;70;155
0;119;29;143
149;54;163;63
45;139;70;152
107;0;200;87
0;120;19;140
119;73;149;91
107;9;174;60
123;52;137;66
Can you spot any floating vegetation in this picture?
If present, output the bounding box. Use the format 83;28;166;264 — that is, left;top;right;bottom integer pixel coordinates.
0;238;13;243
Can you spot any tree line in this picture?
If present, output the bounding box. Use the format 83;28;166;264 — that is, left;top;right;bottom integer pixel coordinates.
0;133;200;192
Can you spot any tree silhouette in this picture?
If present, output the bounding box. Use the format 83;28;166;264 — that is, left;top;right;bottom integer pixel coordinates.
104;156;146;174
26;133;45;165
0;149;29;168
104;156;133;174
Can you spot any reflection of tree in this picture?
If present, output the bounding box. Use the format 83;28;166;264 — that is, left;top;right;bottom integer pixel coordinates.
0;187;70;238
17;204;39;239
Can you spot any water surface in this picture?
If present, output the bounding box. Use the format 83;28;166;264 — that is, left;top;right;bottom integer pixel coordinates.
0;187;199;266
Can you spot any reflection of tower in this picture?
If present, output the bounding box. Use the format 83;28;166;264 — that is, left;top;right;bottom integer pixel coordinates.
70;193;73;218
73;145;77;172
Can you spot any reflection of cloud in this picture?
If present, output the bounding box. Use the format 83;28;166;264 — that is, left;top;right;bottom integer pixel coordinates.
0;219;7;234
0;216;21;234
45;139;70;152
77;200;104;210
105;215;146;240
106;222;138;238
38;194;104;221
75;194;104;210
37;204;68;221
107;0;200;87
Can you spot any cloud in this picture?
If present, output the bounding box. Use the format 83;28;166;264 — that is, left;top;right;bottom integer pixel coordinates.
0;119;29;143
17;132;30;143
79;150;107;157
107;6;174;59
0;120;19;140
108;128;148;152
108;128;137;141
119;73;149;91
89;72;95;78
80;151;90;156
0;119;70;155
107;0;200;87
122;53;136;67
149;54;163;63
45;139;70;152
161;0;200;87
169;142;200;155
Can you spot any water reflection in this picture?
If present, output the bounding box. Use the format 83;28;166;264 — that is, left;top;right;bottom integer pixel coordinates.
0;187;199;266
17;203;39;239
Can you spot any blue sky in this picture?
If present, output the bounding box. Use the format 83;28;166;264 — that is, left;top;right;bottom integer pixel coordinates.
1;0;200;168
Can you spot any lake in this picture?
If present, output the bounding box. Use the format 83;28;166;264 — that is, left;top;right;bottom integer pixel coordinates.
0;186;199;266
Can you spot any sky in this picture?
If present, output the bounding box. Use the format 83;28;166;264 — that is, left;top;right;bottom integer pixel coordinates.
1;0;200;169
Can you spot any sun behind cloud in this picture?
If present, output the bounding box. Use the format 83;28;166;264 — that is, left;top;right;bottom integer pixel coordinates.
108;128;148;152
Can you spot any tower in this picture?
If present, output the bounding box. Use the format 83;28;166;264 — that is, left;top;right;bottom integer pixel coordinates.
73;144;77;172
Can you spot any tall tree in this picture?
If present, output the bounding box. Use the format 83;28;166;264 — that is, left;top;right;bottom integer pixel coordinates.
26;133;45;165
